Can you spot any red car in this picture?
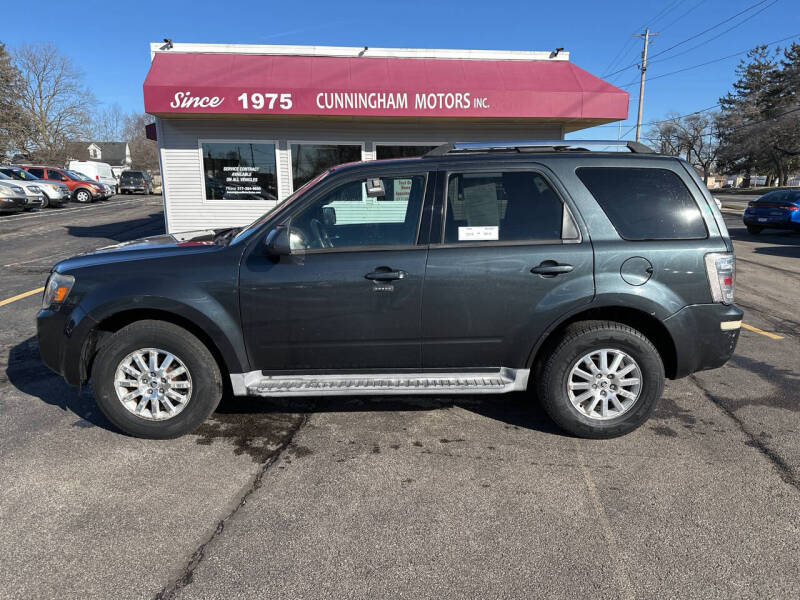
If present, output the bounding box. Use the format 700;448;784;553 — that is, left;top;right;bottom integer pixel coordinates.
16;165;104;203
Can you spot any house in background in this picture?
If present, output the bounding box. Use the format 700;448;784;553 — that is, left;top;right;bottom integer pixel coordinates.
65;141;132;178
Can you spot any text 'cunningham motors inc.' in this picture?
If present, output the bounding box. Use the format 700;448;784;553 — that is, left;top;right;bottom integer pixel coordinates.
315;91;490;110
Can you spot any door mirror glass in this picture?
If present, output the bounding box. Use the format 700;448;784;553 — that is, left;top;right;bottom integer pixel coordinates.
365;177;385;198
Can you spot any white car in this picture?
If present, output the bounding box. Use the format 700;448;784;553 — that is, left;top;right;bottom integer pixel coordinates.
0;166;70;207
0;171;45;210
68;160;117;191
0;181;28;214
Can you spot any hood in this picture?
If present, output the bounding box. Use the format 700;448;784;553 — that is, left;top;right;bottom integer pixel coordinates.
54;229;228;272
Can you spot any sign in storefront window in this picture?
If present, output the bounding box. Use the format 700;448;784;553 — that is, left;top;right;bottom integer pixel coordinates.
291;144;362;191
201;142;277;200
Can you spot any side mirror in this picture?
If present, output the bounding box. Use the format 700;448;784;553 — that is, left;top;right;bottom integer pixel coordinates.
365;177;385;198
264;226;291;256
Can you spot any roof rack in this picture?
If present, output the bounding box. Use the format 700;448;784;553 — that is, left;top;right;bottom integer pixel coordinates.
423;139;654;157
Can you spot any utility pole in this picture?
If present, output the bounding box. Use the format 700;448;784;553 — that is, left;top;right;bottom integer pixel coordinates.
634;28;658;142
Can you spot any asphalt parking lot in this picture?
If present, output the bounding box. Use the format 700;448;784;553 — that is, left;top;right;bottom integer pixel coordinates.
1;195;798;599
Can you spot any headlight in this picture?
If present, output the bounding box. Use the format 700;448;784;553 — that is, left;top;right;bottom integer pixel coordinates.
42;272;75;308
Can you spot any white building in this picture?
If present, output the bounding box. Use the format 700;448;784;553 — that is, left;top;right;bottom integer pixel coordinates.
143;43;629;233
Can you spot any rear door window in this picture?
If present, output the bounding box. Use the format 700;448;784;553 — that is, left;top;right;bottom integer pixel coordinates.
576;167;706;240
443;171;564;243
27;168;45;178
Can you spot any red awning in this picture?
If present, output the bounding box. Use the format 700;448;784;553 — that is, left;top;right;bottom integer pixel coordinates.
143;52;628;122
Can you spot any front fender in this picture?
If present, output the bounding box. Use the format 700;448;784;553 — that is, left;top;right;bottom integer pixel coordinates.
71;274;248;376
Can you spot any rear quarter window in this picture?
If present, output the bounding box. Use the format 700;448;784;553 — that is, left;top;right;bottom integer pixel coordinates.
576;167;707;240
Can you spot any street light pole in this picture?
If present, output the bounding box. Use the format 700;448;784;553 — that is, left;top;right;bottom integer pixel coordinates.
634;28;658;142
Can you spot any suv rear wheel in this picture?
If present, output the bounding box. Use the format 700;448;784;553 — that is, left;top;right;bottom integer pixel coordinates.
537;320;664;438
92;320;223;438
746;225;762;235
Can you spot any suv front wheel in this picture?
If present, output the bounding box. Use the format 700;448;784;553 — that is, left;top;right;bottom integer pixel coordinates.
537;321;665;438
92;320;223;438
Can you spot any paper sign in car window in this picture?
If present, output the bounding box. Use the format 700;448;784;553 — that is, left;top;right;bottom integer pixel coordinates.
463;181;499;226
458;226;499;241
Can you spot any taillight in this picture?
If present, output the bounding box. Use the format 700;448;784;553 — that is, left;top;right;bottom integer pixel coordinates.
705;253;735;305
95;175;99;180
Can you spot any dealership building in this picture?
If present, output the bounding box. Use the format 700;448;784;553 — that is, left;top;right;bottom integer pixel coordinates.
143;42;628;233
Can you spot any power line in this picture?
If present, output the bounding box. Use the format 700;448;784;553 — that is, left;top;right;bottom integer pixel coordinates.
659;0;708;33
604;0;776;78
647;0;782;67
601;0;689;76
648;0;777;60
616;33;800;88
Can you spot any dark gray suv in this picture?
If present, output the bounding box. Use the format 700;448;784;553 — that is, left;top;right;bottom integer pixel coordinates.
37;140;742;439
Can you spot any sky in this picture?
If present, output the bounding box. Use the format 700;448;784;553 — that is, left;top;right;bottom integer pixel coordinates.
2;0;797;140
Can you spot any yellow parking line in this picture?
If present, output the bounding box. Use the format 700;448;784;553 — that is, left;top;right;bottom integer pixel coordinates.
741;322;783;340
0;287;44;307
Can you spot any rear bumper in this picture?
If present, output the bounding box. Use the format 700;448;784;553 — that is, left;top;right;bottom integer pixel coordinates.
663;303;743;378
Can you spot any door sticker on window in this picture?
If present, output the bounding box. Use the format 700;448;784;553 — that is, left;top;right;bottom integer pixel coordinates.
458;226;499;241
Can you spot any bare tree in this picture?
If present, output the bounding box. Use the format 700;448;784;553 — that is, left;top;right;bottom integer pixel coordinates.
0;42;25;159
122;112;159;172
91;103;126;141
13;43;95;163
647;112;721;184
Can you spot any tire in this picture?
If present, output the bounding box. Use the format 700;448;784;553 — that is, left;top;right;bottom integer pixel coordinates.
536;320;665;439
92;320;223;439
746;225;762;234
41;196;49;209
74;188;92;203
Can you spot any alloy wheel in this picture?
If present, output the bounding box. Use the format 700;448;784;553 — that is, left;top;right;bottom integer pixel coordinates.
113;348;192;421
567;348;642;420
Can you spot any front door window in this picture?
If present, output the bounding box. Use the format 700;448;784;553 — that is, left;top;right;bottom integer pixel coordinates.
289;175;426;250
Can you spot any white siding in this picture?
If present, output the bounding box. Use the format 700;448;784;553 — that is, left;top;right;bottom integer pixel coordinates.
157;117;563;233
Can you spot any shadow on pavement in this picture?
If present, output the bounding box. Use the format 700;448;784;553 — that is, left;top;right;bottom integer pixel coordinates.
8;335;562;449
5;335;116;431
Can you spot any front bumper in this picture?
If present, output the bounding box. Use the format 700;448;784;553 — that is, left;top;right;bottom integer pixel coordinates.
25;194;44;208
0;197;26;213
37;304;98;386
663;303;743;378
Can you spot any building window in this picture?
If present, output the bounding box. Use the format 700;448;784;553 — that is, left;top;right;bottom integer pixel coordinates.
201;141;278;201
290;144;362;191
375;145;437;160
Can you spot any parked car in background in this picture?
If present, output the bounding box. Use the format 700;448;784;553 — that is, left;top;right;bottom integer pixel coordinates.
743;190;800;234
68;160;117;192
70;170;114;200
0;166;70;208
0;171;45;210
0;180;28;214
119;170;153;194
38;140;742;440
16;166;104;203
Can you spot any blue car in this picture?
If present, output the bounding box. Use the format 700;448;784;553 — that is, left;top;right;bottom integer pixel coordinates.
743;190;800;234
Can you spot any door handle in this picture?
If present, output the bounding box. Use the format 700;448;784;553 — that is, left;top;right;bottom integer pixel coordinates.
530;261;574;276
365;268;407;281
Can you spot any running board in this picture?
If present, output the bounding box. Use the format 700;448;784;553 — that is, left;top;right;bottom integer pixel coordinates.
230;368;529;397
